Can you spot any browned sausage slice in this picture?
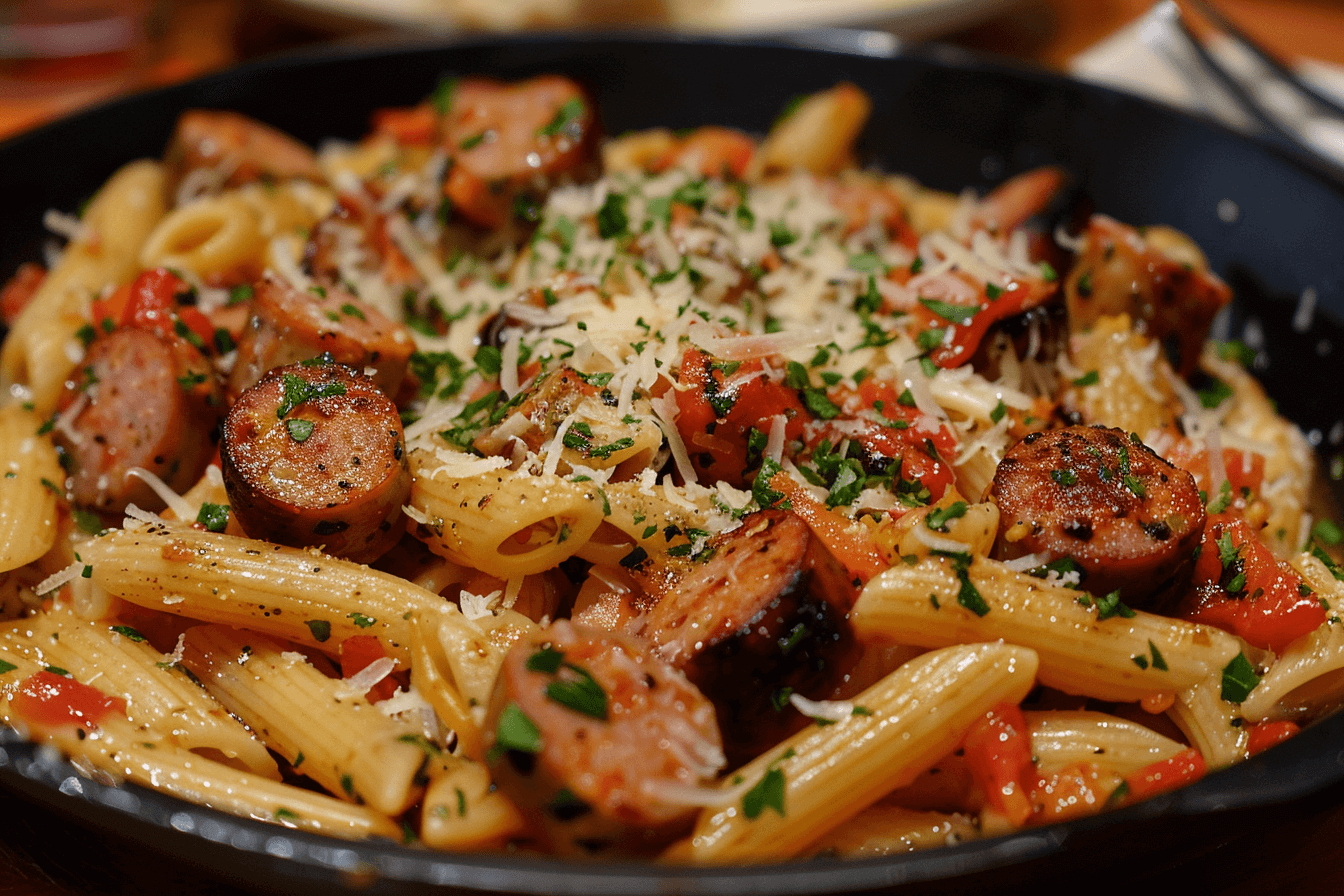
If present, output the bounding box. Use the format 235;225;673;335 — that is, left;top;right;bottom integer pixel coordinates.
54;328;221;515
484;620;723;855
227;274;415;399
221;359;410;563
164;110;322;192
990;425;1205;605
636;511;860;765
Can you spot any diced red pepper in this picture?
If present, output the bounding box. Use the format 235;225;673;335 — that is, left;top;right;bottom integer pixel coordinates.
339;635;400;704
911;275;1057;370
1120;747;1207;804
1246;720;1300;757
1184;515;1326;653
962;702;1037;827
91;268;216;351
673;347;808;485
10;670;126;730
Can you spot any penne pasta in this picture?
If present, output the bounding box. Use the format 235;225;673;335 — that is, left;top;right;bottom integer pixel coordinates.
852;555;1241;703
0;160;167;415
0;404;64;573
0;73;1333;866
80;520;449;663
44;715;402;840
180;624;426;816
665;642;1038;862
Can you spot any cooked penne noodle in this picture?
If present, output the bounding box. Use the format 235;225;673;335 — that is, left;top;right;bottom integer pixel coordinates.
665;642;1038;862
806;806;978;857
0;160;167;415
0;404;64;573
44;715;402;840
180;624;426;816
419;755;527;851
80;521;448;663
1170;674;1247;767
852;555;1241;702
1240;553;1344;721
24;608;277;777
408;457;605;578
1025;710;1185;775
139;193;267;280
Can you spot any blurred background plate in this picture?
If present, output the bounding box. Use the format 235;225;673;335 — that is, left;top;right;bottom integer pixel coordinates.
262;0;1020;39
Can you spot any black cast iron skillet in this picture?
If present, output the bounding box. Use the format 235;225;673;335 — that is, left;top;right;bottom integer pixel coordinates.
1;30;1343;896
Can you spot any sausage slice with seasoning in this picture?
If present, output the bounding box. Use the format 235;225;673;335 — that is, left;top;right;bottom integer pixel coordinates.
637;511;861;765
221;359;410;563
54;327;222;515
228;274;415;399
164;109;322;193
484;620;724;855
989;425;1205;607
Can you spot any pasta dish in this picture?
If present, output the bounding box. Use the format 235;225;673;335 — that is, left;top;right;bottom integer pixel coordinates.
0;73;1339;862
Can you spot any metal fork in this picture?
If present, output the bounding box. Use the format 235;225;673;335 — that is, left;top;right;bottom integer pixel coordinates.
1155;0;1344;174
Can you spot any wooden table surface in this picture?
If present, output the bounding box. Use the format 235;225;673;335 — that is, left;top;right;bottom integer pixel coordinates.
3;0;1344;893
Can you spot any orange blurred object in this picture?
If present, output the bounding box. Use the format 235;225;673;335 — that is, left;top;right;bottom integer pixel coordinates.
0;0;238;139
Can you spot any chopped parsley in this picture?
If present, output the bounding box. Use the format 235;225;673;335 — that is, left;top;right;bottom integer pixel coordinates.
1220;652;1260;703
494;702;543;753
276;373;347;419
918;298;978;325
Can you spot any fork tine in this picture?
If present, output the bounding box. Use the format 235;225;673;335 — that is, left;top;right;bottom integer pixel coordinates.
1184;0;1344;121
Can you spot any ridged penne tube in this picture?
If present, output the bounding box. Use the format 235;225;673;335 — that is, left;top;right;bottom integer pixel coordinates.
749;82;871;177
180;625;425;816
419;755;527;851
408;456;605;578
1171;674;1246;767
44;716;401;840
804;806;978;858
0;404;63;572
1025;710;1185;775
427;607;538;720
852;556;1241;702
0;627;49;703
139;192;266;279
26;609;278;777
583;480;711;564
665;642;1038;863
80;521;449;663
1239;553;1344;721
1207;351;1312;557
0;160;167;415
410;613;485;760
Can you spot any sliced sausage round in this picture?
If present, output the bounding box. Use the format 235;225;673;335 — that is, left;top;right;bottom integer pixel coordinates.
989;425;1205;605
227;274;415;400
484;620;724;855
637;511;860;765
55;327;221;515
164;109;321;193
221;360;410;563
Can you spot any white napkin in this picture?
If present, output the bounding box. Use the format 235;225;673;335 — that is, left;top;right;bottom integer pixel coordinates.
1068;1;1344;168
